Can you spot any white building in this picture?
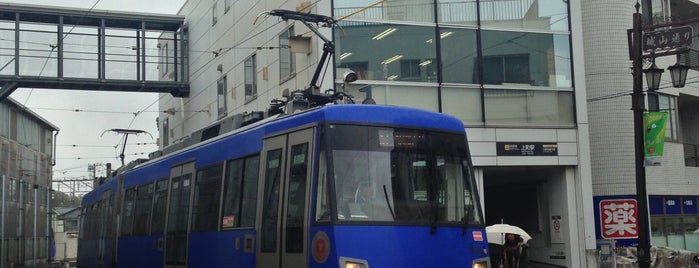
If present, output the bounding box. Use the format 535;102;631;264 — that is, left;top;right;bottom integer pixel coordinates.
582;0;699;252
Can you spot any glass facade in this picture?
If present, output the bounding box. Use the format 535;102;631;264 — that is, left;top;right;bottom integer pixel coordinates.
333;0;573;127
650;196;699;251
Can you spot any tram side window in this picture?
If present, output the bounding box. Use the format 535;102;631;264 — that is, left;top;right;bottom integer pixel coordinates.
315;151;330;222
133;182;154;235
192;163;223;232
222;155;260;229
86;206;94;240
85;205;97;240
151;179;169;234
261;149;283;252
286;143;309;253
241;156;260;227
79;207;87;239
80;206;89;239
121;188;136;236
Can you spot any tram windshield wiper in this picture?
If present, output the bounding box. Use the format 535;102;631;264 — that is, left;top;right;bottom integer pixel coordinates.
382;185;395;220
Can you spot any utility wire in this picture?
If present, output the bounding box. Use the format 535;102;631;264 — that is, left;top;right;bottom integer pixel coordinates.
58;143;155;148
28;107;207;114
57;151;151;160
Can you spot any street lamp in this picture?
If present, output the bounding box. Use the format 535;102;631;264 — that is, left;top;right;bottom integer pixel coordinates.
668;62;690;88
643;63;664;91
630;3;652;268
631;2;695;267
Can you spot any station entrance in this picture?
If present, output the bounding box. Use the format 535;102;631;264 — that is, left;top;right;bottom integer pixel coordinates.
481;166;581;267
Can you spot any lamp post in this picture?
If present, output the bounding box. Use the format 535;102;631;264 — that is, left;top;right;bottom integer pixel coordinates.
630;4;651;267
630;2;693;268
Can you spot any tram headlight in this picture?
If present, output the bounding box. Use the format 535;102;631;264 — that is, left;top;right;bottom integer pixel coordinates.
472;260;489;268
340;257;368;268
472;261;488;268
345;262;366;268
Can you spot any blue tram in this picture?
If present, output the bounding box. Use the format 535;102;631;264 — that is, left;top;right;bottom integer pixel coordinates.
77;104;490;268
78;9;490;268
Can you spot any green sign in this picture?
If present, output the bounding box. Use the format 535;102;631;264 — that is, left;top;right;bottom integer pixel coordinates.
644;112;668;166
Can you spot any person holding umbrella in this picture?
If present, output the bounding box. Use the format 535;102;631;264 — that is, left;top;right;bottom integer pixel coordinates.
486;223;531;267
499;233;528;268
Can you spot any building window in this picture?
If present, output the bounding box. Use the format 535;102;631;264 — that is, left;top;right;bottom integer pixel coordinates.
0;103;9;138
279;26;295;80
648;93;678;141
480;30;572;88
649;196;699;251
651;0;671;23
334;23;436;82
159;43;170;77
479;0;569;31
217;76;227;118
212;3;218;25
482;54;531;85
245;54;257;102
334;0;435;23
161;118;169;147
399;59;421;81
439;28;478;84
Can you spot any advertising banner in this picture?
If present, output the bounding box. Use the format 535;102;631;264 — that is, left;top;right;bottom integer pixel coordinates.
643;112;668;166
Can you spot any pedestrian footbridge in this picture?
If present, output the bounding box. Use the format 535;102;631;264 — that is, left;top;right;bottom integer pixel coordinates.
0;3;189;101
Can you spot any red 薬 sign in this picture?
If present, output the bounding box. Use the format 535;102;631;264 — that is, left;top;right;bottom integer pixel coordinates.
599;199;639;239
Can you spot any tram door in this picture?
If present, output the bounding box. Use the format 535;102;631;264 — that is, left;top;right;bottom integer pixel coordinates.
163;162;195;268
257;127;314;268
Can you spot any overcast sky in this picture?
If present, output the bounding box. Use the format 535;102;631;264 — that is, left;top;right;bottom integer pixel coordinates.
4;0;186;194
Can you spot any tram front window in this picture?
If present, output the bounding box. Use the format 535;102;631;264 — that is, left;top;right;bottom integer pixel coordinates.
323;124;482;225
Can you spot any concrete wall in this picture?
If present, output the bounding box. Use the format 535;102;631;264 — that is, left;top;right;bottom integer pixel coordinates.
582;0;637;196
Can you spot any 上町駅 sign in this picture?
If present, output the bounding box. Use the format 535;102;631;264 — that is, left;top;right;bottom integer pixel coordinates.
496;142;558;156
643;26;693;51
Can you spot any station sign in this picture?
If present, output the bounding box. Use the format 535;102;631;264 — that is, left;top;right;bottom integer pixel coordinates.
496;142;558;156
643;26;693;51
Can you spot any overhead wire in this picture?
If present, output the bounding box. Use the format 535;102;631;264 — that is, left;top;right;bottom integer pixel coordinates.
58;143;155;148
27;107;207;115
57;151;151;160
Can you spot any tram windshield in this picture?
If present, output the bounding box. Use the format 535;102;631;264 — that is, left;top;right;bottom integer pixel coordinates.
316;124;483;226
